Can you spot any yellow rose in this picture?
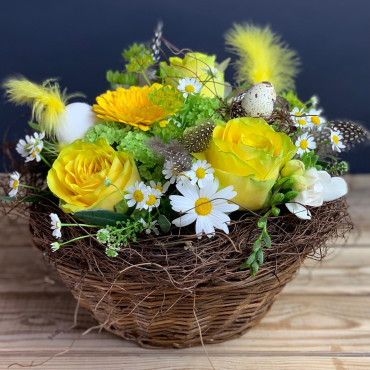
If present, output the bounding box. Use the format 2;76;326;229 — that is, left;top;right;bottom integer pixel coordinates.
194;118;297;210
47;138;141;213
160;52;225;98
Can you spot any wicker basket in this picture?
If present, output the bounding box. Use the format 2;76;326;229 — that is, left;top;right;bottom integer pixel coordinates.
30;198;351;348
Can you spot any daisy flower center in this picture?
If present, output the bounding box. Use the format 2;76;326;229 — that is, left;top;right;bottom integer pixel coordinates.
311;116;320;125
299;139;309;150
332;135;339;144
56;221;61;229
195;167;206;179
32;148;40;158
154;185;163;192
146;195;156;206
294;112;302;117
133;190;144;202
185;85;195;93
297;119;306;126
12;180;19;190
194;197;212;216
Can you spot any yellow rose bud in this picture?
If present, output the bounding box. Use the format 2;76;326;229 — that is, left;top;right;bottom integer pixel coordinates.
160;52;225;98
291;175;307;192
47;138;141;213
194;117;297;210
281;160;305;177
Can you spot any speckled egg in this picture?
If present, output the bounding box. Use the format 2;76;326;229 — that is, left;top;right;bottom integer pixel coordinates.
241;81;276;118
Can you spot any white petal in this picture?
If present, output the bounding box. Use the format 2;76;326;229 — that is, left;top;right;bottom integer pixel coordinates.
172;212;197;227
176;178;198;201
286;202;312;220
323;177;348;202
169;195;193;213
196;216;215;237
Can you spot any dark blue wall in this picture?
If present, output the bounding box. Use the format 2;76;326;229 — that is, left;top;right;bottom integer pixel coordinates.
1;0;369;172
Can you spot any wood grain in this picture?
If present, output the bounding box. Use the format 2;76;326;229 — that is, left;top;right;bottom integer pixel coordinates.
0;174;369;369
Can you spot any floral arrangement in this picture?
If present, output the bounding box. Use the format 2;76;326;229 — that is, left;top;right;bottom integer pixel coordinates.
2;22;368;277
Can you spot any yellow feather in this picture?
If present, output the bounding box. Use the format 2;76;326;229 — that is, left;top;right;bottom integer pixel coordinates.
225;24;300;94
2;76;82;136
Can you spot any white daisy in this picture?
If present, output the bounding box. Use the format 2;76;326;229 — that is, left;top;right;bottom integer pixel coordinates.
187;160;214;188
16;132;45;162
49;213;62;239
162;160;187;184
177;77;202;98
143;186;162;212
169;177;239;238
8;171;20;197
201;66;220;80
124;181;149;210
149;180;170;196
330;129;346;152
139;219;159;236
291;107;308;129
295;132;317;156
310;95;319;107
306;108;326;130
50;242;60;252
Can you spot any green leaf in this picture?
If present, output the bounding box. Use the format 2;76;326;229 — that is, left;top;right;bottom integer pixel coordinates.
256;249;264;264
262;230;271;248
272;207;280;216
74;209;129;227
257;217;267;228
115;199;129;214
0;195;43;203
251;260;259;276
253;238;262;251
272;193;285;204
158;214;171;233
28;121;42;131
284;191;299;202
282;177;294;189
246;252;256;266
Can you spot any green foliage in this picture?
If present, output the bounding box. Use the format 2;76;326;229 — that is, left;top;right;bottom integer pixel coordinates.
106;70;138;86
318;156;349;176
301;150;321;170
85;122;129;147
122;43;154;73
158;214;171;233
74;209;129;227
282;90;306;111
175;95;221;129
97;219;144;257
148;85;183;114
0;194;45;203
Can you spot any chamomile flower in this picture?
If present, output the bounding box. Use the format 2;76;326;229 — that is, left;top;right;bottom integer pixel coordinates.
295;132;317;156
8;171;20;197
139;219;160;235
124;181;149;210
169;177;239;238
143;186;162;211
291;107;308;129
50;242;60;252
162;160;187;184
306;108;326;130
177;77;202;98
330;129;346;152
16;132;45;162
187;160;214;188
149;180;170;195
49;213;62;239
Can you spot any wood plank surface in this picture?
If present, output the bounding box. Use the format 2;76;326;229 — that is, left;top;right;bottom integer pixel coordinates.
0;174;369;369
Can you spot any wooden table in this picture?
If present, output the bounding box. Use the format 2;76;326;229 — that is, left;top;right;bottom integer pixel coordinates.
0;175;369;370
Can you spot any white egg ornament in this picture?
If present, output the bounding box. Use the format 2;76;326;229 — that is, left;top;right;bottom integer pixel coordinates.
241;81;276;118
56;102;98;144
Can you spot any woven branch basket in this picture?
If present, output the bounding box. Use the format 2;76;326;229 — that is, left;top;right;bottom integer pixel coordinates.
30;198;351;348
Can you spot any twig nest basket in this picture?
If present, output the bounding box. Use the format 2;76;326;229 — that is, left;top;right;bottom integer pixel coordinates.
30;198;351;348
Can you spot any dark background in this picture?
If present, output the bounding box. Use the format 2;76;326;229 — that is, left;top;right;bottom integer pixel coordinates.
1;0;369;172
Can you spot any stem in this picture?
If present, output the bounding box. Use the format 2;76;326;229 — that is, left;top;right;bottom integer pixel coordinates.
141;71;151;86
108;183;126;200
61;223;100;228
18;184;43;192
59;234;96;247
40;154;52;167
